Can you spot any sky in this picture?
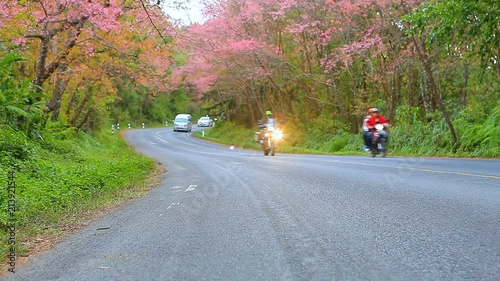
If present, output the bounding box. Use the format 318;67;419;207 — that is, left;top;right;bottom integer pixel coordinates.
162;0;206;26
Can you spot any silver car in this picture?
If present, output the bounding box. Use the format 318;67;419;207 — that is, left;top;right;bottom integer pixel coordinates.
197;116;214;127
173;114;192;132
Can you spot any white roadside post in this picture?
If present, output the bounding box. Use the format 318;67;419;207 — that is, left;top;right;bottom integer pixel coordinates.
202;130;205;138
111;124;115;134
142;123;145;129
117;123;120;130
165;121;168;127
128;123;131;129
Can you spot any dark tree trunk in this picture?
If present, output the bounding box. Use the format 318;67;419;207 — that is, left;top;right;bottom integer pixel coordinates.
27;18;86;97
408;64;414;107
413;36;459;149
46;63;71;121
70;85;93;127
461;62;469;107
76;108;93;130
65;90;77;118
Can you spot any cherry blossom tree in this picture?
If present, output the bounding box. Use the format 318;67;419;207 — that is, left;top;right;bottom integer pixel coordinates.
1;0;177;128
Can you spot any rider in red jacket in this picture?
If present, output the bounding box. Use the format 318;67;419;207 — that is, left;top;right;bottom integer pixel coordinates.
363;108;389;147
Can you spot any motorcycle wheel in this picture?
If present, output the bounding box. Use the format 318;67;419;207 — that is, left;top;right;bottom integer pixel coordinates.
370;144;377;157
380;138;387;157
262;137;269;156
270;140;275;156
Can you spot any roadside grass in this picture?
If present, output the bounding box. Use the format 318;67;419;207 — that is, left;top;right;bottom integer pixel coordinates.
193;122;261;150
0;127;159;269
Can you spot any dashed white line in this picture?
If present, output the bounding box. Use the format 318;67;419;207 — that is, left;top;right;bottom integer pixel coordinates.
167;202;180;209
185;184;197;192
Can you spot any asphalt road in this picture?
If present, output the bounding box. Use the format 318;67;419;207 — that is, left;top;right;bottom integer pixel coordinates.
3;127;500;280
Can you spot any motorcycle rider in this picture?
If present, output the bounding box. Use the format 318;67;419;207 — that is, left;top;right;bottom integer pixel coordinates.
363;108;389;148
258;110;276;129
257;110;276;144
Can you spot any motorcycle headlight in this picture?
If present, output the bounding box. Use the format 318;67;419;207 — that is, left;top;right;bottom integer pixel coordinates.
264;133;270;137
267;126;275;131
273;130;283;140
375;124;384;131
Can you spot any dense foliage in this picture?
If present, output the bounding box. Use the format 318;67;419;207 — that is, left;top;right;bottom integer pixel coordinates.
174;0;499;156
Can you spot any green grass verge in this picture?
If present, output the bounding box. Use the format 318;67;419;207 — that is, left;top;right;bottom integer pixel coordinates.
0;126;157;264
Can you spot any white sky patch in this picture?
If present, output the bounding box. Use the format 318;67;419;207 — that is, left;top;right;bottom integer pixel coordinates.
162;0;205;26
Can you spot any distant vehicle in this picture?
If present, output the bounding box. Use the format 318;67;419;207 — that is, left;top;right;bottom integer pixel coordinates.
173;114;192;132
197;116;214;127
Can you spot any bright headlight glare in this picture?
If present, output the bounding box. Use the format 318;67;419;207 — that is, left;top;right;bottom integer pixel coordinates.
264;133;270;137
273;130;283;140
267;126;275;131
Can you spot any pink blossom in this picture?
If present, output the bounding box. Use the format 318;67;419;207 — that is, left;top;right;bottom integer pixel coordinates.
12;37;27;46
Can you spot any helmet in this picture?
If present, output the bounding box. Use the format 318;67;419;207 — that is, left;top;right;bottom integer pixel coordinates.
368;108;379;113
265;110;273;117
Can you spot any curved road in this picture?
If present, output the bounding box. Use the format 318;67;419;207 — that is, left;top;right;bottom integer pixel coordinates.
3;128;500;280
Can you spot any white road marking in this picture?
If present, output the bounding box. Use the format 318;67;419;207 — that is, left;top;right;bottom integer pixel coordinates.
171;185;183;189
155;136;169;144
185;184;197;192
167;202;180;209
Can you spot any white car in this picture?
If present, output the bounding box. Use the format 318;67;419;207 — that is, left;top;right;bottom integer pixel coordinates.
173;114;192;132
197;116;214;127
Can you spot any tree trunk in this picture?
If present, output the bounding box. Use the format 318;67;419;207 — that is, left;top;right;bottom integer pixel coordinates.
461;62;469;107
413;36;459;149
28;19;86;96
65;91;77;118
33;35;50;94
408;64;414;107
70;85;93;127
76;108;93;130
47;63;71;121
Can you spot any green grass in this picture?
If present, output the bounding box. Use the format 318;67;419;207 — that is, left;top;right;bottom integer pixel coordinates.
193;122;261;150
0;126;156;263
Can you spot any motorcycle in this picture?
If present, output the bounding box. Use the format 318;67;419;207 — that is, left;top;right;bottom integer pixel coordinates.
369;123;389;157
255;124;283;156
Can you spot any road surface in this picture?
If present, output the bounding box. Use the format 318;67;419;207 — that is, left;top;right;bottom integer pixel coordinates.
3;127;500;280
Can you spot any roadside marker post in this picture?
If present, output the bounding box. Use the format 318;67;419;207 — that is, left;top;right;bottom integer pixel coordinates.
202;130;205;138
111;124;115;134
165;121;168;127
142;123;145;129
